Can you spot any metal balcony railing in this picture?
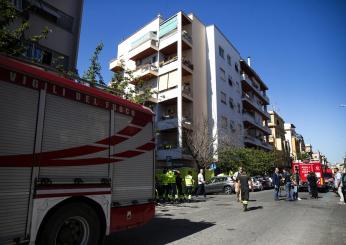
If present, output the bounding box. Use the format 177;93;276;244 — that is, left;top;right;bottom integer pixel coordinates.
182;30;193;44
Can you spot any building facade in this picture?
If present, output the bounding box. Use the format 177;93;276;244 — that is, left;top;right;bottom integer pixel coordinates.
11;0;84;71
268;111;290;167
110;12;272;168
240;59;272;151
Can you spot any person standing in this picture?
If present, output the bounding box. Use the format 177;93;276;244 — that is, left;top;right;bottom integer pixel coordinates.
292;166;301;201
334;168;345;204
175;171;183;201
272;168;280;201
233;167;243;202
308;172;318;198
196;169;206;198
184;171;194;201
238;170;253;212
166;169;176;202
283;169;293;201
341;168;346;204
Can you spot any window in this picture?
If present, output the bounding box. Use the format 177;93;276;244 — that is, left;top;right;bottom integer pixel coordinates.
219;46;224;59
227;55;231;65
220;68;226;81
230;120;236;132
229;98;234;109
228;76;233;86
152;55;157;63
237;103;241;113
235;63;239;72
221;116;228;129
221;92;226;104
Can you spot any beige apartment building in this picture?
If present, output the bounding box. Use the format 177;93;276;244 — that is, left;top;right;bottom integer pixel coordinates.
284;123;306;161
268;111;290;167
11;0;84;71
240;59;272;151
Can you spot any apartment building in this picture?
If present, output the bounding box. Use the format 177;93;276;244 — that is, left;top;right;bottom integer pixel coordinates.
240;59;272;151
268;111;290;167
284;123;305;160
110;11;272;168
110;12;210;168
206;26;244;152
11;0;84;71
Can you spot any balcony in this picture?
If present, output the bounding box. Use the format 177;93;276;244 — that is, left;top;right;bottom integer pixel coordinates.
182;57;193;75
156;147;193;160
109;58;123;72
157;116;178;131
132;64;158;82
243;113;271;135
241;73;269;105
242;93;270;119
182;30;192;49
128;32;158;61
244;135;273;151
182;84;193;100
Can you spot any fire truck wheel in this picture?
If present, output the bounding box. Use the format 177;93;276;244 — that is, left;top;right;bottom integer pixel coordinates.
37;202;101;245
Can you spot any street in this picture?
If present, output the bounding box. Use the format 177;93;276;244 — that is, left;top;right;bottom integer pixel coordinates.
106;190;346;245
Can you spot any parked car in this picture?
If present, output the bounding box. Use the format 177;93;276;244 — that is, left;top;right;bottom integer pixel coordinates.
262;176;274;189
205;176;235;194
251;177;263;191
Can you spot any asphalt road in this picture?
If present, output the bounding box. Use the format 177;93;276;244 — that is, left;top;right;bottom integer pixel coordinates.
105;190;346;245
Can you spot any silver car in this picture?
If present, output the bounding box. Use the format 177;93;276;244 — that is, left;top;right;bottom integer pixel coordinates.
205;176;235;195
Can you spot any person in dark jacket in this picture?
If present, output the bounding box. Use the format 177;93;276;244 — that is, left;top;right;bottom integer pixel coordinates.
175;171;183;202
308;172;318;198
272;168;280;201
283;169;293;201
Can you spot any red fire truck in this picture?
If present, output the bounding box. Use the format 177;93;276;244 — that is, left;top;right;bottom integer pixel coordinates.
0;55;155;244
292;161;328;192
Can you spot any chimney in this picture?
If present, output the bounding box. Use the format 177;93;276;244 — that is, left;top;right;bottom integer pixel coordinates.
247;57;251;67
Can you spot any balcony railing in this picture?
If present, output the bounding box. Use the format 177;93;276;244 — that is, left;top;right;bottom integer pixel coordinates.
159;56;178;67
242;93;270;119
130;31;157;50
241;73;269;104
182;30;193;44
182;57;193;70
182;84;193;98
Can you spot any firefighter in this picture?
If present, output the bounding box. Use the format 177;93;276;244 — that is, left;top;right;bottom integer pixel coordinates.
166;169;176;202
184;171;194;201
238;170;253;212
162;168;169;202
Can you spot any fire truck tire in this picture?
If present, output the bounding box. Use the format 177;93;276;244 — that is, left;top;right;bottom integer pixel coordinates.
37;202;101;245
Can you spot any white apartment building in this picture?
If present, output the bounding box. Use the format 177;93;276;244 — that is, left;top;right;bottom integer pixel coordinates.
110;11;271;168
206;26;244;152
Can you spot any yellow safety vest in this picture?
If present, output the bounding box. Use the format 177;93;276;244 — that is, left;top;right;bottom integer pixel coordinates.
185;175;193;186
166;171;176;184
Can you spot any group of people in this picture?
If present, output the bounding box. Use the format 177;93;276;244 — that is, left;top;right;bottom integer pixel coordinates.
155;168;207;203
272;167;319;201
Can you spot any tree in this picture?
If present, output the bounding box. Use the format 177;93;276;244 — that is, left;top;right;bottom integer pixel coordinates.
0;0;49;56
218;147;275;176
109;60;156;105
183;118;218;171
83;42;105;86
297;152;310;161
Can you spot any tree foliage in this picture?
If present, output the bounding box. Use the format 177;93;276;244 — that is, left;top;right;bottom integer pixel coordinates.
218;147;275;176
109;60;156;105
83;42;105;86
296;152;310;161
0;0;49;55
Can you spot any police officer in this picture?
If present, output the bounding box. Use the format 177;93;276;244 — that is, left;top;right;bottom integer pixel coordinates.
166;169;176;202
184;171;194;201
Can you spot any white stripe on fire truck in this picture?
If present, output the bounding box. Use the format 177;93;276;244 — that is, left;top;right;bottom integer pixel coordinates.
36;188;111;195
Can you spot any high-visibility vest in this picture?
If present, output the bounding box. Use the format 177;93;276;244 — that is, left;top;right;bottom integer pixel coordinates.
185;175;193;186
166;170;176;184
162;173;169;185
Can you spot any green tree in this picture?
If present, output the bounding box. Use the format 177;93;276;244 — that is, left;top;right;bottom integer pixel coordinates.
109;60;156;105
0;0;49;56
83;42;105;86
297;152;310;161
219;147;275;176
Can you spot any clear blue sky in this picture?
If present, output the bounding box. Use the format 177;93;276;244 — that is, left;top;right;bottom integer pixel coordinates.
77;0;346;164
